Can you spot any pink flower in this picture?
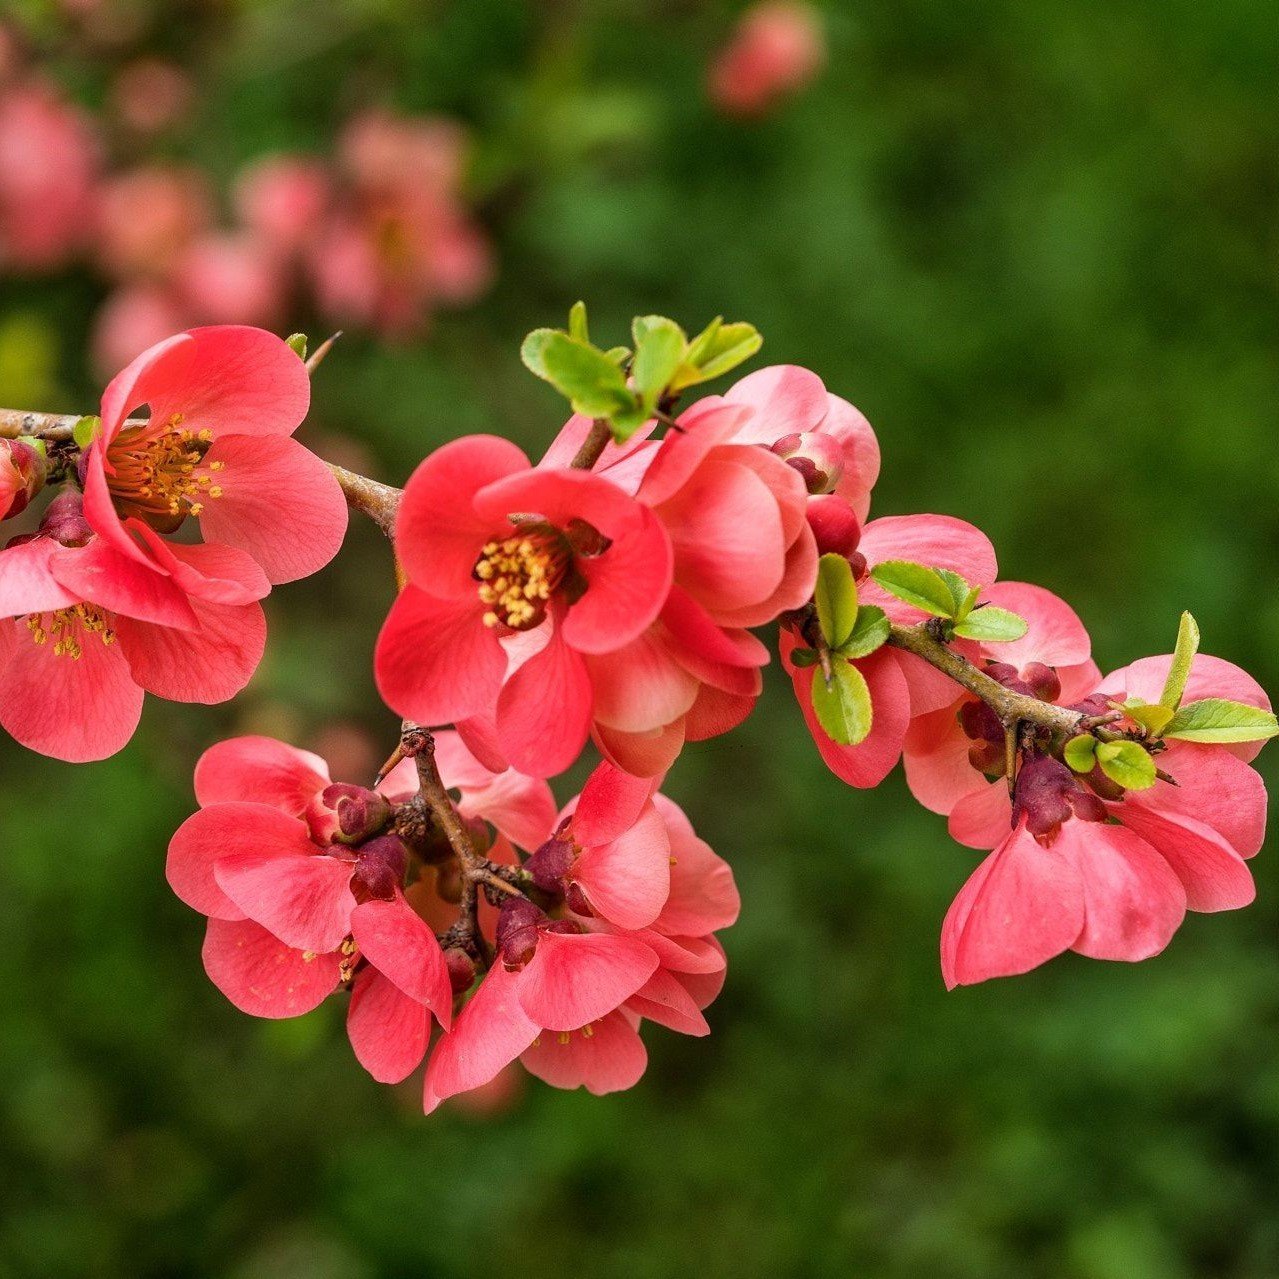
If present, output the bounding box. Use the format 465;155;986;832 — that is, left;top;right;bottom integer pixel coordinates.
174;233;287;330
81;325;348;593
0;439;44;520
109;58;192;136
708;1;826;119
782;512;999;787
0;78;99;271
0;500;265;761
724;365;880;521
423;790;737;1110
234;155;332;257
94;164;212;282
940;652;1271;988
90;284;190;377
375;435;673;776
903;582;1100;815
169;732;555;1083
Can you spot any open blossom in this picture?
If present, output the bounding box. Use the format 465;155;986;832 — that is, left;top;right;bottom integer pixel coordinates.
81;325;347;595
169;732;555;1084
783;513;999;788
708;1;825;118
423;786;738;1111
308;109;492;334
940;652;1270;988
0;495;265;761
375;434;673;776
0;77;99;271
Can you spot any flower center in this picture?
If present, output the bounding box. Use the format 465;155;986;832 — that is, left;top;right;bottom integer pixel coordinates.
106;414;224;532
474;526;573;631
25;604;116;659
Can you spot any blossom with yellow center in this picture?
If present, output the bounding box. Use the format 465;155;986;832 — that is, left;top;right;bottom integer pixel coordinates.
105;413;225;532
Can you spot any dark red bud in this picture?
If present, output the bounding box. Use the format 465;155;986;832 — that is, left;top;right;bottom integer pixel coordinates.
496;897;546;969
1012;755;1099;841
564;880;593;916
348;834;406;903
967;739;1005;777
1021;662;1061;703
847;551;867;580
38;490;94;547
770;431;844;495
958;698;1003;745
444;947;476;994
324;783;393;845
805;493;861;557
522;835;575;896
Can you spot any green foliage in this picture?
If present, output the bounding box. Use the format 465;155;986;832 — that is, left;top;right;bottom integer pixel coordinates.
838;605;891;660
520;328;636;419
810;658;873;746
1095;740;1157;791
1159;612;1200;711
952;606;1029;643
1163;698;1279;744
285;332;309;360
672;318;763;390
870;561;960;618
1063;734;1097;773
814;552;859;650
1123;700;1176;737
70;415;100;449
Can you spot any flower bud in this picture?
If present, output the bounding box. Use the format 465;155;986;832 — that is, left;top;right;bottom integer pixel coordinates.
1012;755;1106;841
958;698;1002;745
0;439;46;520
771;431;844;495
307;783;393;845
444;946;476;994
967;739;1005;777
804;493;861;557
38;490;93;546
522;833;575;896
348;833;406;903
1021;662;1061;703
495;897;545;969
564;881;594;916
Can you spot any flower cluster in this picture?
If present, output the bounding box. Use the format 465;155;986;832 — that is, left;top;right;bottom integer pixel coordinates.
2;306;1272;1112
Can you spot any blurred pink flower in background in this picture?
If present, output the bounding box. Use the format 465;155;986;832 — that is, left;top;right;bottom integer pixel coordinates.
235;155;332;257
708;1;826;118
95;164;212;281
0;78;99;271
110;57;193;136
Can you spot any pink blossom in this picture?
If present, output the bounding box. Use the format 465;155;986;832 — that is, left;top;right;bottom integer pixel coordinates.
81;325;348;594
110;58;192;135
0;78;99;271
95;164;212;281
90;284;190;377
940;653;1270;987
234;155;332;257
0;439;44;520
174;232;287;329
708;1;826;119
375;435;673;776
0;502;265;761
783;512;999;787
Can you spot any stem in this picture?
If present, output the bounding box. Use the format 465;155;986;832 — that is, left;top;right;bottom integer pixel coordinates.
570;418;612;469
886;621;1086;737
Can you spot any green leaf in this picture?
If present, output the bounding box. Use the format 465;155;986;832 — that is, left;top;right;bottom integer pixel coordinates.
631;316;687;407
285;332;308;360
1163;698;1279;744
1159;611;1200;711
810;658;873;746
814;553;858;649
672;320;763;390
71;415;101;449
1095;740;1157;791
952;606;1029;643
837;605;890;660
789;646;820;667
1123;700;1175;737
609;402;652;442
935;569;973;618
520;329;638;419
869;561;959;618
1063;734;1097;773
568;301;589;343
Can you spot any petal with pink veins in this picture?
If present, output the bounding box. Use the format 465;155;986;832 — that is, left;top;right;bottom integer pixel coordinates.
947;781;1014;850
724;364;828;440
903;701;979;815
516;930;659;1031
584;631;700;733
47;538;198;629
215;848;355;953
346;968;431;1083
496;627;593;777
194;736;330;814
139;531;271;606
980;582;1091;669
198;433;348;583
0;538;84;618
651;795;741;934
201;917;341;1018
1143;740;1266;857
350;894;452;1027
594;718;686;779
625;969;711;1036
574;803;671;930
572;761;659;847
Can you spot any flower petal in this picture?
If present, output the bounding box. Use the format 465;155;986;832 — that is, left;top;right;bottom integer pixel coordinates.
1143;741;1266;858
516;930;659;1031
350;894;452;1028
574;803;671;930
651;795;740;935
947;782;1014;850
346;968;430;1084
520;1009;648;1094
194;736;330;814
202;917;341;1018
625;970;710;1036
858;515;998;622
48;538;198;629
215;848;355;953
496;626;593;777
0;538;82;617
980;582;1091;669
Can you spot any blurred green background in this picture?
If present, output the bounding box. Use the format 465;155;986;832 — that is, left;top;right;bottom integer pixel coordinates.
3;1;1279;1275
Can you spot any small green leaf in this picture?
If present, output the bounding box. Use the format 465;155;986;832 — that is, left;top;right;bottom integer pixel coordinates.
604;346;631;365
837;605;890;660
1063;734;1097;773
869;561;958;618
520;329;638;419
631;316;687;407
810;658;873;746
935;569;973;618
814;553;858;650
672;320;762;390
1159;611;1200;711
1095;740;1157;791
71;415;101;449
1163;698;1279;744
568;301;589;343
1123;700;1175;737
952;606;1029;643
789;646;820;668
609;402;652;442
285;333;308;360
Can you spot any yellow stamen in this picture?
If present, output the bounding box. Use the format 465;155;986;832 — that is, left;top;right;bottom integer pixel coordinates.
105;414;225;531
472;526;572;631
24;605;115;661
